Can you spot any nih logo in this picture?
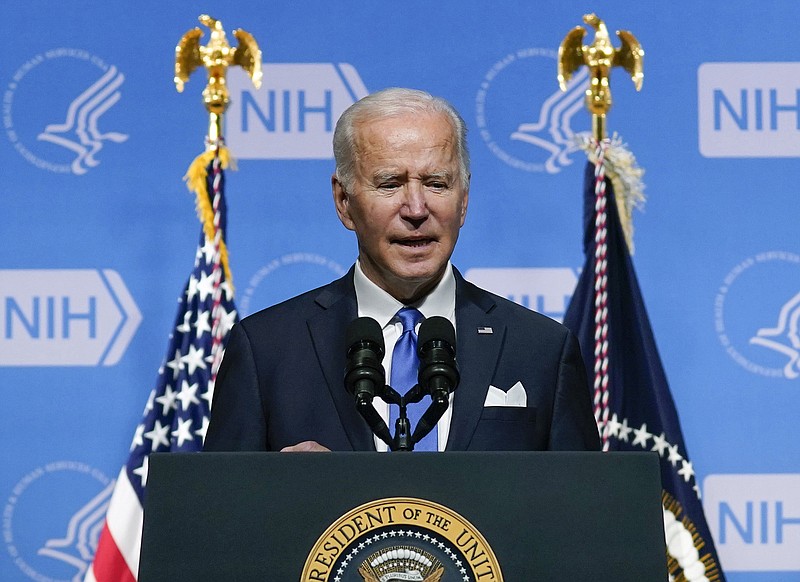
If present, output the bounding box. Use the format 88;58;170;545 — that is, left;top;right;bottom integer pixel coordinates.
464;268;578;322
705;474;800;572
0;269;141;366
699;63;800;157
226;64;368;159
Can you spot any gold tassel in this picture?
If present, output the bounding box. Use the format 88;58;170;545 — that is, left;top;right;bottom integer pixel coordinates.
183;147;236;289
577;134;646;254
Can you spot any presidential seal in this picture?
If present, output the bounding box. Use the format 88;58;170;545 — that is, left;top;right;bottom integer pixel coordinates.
301;497;503;582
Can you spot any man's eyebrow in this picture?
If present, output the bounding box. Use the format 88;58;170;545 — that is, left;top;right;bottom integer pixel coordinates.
422;170;453;180
372;171;404;182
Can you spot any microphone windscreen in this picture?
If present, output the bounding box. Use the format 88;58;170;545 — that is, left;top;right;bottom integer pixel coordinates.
346;316;385;351
418;316;456;348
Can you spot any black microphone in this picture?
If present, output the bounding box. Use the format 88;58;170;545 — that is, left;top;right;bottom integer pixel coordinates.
344;317;386;404
417;316;459;403
411;316;459;446
344;317;395;450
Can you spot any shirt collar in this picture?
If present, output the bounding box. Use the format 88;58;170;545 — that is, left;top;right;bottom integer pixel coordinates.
354;260;456;327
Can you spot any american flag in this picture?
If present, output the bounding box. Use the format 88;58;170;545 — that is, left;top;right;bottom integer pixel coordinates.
86;151;237;581
563;139;725;581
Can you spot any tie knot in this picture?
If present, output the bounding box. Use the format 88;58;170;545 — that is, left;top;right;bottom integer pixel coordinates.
396;307;423;333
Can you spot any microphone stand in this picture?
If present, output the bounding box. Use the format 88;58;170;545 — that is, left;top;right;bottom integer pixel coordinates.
352;382;450;452
346;316;458;452
354;391;394;450
391;383;448;452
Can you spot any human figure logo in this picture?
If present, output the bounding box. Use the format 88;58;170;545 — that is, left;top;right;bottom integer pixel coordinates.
476;48;589;174
715;251;800;380
239;253;346;316
749;292;800;379
4;49;128;174
3;462;112;582
37;481;114;581
37;65;128;175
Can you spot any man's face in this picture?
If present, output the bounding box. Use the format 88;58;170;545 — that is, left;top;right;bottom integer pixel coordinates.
333;111;469;303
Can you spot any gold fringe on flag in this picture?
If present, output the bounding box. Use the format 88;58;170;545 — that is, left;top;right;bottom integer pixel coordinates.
183;147;237;289
577;133;646;254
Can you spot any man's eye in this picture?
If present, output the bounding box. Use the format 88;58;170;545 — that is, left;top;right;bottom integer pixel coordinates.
427;181;447;190
378;182;400;190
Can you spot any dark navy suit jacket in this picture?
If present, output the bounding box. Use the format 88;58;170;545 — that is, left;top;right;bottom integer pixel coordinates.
204;268;600;452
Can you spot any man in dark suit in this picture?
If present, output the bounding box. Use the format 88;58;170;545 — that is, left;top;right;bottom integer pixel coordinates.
204;88;600;453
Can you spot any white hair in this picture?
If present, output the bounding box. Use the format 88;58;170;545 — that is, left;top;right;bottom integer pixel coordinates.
333;87;470;192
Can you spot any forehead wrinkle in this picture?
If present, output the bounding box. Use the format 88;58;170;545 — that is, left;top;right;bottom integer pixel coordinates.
352;113;460;183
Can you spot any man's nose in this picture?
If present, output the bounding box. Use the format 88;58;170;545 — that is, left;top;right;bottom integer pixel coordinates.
400;183;429;220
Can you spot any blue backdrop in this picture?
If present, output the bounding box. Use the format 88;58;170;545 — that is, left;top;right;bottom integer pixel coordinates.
2;1;798;580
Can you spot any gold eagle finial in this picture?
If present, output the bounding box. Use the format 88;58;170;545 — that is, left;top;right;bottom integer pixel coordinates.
174;14;262;115
558;13;643;139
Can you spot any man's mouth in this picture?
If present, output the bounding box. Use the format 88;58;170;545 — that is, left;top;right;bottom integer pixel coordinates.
395;237;435;248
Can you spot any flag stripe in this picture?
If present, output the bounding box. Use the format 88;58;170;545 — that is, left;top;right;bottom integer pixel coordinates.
88;521;136;582
104;468;143;576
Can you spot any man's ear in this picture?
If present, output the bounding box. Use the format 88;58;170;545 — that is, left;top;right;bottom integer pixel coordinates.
332;175;355;231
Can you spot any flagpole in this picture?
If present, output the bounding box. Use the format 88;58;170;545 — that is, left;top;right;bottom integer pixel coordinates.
174;14;263;379
86;15;263;582
557;14;644;444
559;14;726;581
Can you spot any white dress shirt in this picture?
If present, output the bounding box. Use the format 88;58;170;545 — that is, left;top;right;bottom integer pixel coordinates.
353;260;457;451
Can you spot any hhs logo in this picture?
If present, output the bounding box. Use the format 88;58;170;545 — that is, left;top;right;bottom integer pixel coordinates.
464;268;578;322
226;64;368;159
475;48;590;174
3;462;112;582
4;49;128;174
714;251;800;379
239;252;346;317
1;269;141;366
705;474;800;571
699;63;800;157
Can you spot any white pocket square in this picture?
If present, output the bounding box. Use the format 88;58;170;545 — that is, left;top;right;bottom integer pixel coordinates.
484;381;527;407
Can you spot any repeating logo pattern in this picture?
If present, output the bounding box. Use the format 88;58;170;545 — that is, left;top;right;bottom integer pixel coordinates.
4;49;128;174
226;64;368;159
464;267;578;322
3;462;112;581
705;474;800;571
475;48;589;174
714;251;800;379
0;269;142;367
239;252;347;316
699;62;800;158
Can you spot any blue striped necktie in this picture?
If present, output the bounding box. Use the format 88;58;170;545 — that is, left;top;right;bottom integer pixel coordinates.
389;307;437;451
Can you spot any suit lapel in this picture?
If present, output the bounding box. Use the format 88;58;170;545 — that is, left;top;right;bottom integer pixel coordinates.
306;270;376;451
446;271;505;451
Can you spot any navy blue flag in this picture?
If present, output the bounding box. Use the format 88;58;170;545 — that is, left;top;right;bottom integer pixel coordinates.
88;150;238;581
563;153;725;581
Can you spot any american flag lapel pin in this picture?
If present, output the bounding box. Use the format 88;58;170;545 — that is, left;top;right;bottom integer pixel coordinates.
477;326;493;334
